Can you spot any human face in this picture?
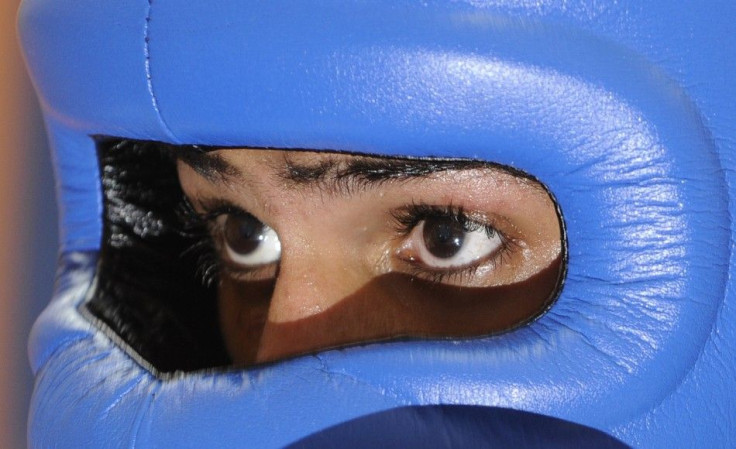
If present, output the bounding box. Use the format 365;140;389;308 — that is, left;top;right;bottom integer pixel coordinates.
177;149;563;366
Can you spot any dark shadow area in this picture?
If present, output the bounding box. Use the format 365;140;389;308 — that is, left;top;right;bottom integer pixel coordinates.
228;257;562;365
85;140;230;373
288;405;630;449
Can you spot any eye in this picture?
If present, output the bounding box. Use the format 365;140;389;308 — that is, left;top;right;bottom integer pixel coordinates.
417;216;503;268
217;213;281;267
402;213;503;270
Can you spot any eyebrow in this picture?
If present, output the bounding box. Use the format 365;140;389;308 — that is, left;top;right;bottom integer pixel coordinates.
173;145;528;194
279;154;490;193
175;145;242;184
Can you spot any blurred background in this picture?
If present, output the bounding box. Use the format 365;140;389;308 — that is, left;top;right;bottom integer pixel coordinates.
1;0;59;447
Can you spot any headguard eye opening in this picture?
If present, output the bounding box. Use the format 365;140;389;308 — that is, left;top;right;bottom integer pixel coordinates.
86;138;567;373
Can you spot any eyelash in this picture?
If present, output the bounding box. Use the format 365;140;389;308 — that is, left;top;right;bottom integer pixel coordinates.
179;197;514;286
178;197;268;285
390;203;514;284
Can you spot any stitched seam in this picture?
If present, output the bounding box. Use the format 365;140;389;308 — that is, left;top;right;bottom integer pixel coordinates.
144;0;177;141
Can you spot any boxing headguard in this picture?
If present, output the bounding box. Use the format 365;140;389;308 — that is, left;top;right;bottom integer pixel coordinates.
18;1;736;447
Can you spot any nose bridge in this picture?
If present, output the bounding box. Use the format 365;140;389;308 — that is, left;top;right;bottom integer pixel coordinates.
255;238;363;363
269;252;335;323
266;228;360;323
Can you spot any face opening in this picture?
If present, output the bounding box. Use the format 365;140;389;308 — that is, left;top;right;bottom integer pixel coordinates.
86;139;566;373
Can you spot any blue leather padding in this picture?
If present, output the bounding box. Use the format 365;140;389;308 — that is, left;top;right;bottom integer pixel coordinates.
18;0;166;251
20;1;736;448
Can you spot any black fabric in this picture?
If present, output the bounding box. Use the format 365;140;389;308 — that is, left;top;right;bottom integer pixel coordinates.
86;139;229;373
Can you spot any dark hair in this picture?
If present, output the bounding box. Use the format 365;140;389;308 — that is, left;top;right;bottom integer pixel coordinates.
85;139;229;373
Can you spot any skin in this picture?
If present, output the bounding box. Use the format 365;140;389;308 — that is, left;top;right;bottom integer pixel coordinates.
177;149;563;366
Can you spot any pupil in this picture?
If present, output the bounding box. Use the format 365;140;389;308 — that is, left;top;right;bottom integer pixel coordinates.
224;214;265;255
422;216;465;259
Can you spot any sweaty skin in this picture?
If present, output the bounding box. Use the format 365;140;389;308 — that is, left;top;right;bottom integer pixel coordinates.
177;150;563;365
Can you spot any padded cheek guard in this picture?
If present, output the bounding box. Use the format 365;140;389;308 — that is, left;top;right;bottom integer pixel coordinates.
19;1;736;448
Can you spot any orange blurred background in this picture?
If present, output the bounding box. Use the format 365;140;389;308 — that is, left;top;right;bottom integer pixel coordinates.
1;0;59;447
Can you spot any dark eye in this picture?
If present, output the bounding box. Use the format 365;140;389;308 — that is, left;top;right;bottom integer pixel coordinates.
218;213;281;266
411;216;502;269
422;216;467;258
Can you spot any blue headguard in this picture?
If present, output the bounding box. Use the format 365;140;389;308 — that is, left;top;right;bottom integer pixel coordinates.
19;1;736;447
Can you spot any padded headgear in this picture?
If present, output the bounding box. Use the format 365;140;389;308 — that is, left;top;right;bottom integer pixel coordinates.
19;1;736;447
